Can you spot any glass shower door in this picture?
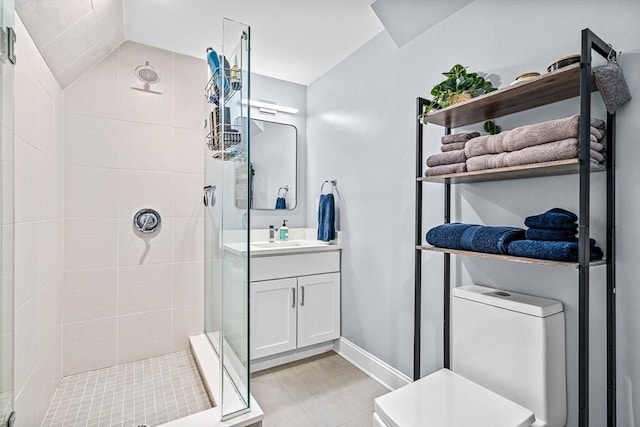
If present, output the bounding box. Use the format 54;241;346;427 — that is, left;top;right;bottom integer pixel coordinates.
0;0;15;425
204;18;251;421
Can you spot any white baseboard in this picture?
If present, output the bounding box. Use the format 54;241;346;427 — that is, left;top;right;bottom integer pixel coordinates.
333;337;412;391
250;342;335;373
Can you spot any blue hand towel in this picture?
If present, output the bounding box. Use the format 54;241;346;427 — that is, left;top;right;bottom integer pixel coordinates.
275;197;287;209
507;240;603;262
525;228;577;241
426;223;526;255
524;208;578;230
317;193;336;242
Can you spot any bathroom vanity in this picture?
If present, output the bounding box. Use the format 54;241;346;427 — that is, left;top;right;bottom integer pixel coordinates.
225;229;341;369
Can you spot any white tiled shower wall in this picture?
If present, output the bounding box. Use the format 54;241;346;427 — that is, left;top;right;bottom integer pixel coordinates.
13;17;64;426
62;41;207;376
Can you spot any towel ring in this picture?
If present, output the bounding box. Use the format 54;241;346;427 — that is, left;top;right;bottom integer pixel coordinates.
320;179;337;194
278;185;289;197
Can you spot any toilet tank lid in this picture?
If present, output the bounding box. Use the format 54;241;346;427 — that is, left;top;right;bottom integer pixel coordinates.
453;285;563;317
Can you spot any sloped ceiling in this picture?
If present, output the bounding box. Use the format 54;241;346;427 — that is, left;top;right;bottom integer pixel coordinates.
16;0;125;88
371;0;474;47
123;0;384;86
16;0;472;89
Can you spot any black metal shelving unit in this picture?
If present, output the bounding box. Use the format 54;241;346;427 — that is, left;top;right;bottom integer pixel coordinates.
414;28;617;427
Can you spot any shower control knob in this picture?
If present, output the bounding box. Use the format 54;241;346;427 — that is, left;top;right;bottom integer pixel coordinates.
134;208;161;233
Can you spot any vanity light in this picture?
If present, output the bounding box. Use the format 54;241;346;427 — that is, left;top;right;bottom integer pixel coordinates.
241;99;299;114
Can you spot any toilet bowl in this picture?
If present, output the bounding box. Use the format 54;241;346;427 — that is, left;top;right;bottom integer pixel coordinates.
373;285;566;427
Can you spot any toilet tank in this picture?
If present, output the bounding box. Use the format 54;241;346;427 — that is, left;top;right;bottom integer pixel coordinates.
451;285;566;427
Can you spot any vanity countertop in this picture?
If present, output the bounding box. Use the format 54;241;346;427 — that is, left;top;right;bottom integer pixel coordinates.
224;240;341;257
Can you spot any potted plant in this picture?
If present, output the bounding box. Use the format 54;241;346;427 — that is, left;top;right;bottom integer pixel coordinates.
421;64;497;123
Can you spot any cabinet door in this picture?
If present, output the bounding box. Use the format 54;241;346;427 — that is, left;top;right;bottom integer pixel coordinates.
297;272;341;348
250;278;298;359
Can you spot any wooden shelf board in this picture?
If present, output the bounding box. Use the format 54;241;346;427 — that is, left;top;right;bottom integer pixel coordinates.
418;159;605;184
423;63;597;128
417;245;606;268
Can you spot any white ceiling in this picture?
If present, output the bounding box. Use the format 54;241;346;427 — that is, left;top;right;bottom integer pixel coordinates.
123;0;384;86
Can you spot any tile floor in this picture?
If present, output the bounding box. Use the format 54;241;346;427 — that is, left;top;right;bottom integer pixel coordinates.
251;351;389;427
42;350;211;427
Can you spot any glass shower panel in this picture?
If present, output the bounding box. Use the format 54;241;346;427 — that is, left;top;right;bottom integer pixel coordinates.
220;18;251;420
0;0;15;425
203;18;251;421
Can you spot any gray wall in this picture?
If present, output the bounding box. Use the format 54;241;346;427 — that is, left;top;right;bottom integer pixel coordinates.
250;73;307;229
306;1;640;425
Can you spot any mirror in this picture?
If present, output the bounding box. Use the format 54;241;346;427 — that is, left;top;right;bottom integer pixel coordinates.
237;119;297;210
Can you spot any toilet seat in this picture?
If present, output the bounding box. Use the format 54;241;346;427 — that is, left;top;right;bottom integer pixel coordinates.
373;369;535;427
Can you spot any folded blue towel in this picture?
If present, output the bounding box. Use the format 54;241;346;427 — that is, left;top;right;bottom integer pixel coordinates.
524;208;578;230
525;228;577;241
507;240;603;262
275;197;287;209
317;193;336;242
426;223;526;255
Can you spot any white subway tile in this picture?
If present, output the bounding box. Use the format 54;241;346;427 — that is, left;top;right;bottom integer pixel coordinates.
14;296;38;393
64;50;118;119
64;165;119;218
37;83;56;157
38;220;61;290
117;310;172;364
63;268;117;323
172;305;204;351
63;317;117;375
172;261;204;308
63;219;118;271
14;222;38;309
117;169;172;219
118;263;172;315
64;113;118;168
15;60;38;147
172;128;205;174
37;152;56;221
14;137;38;223
117;120;173;171
172;172;204;218
172;217;205;262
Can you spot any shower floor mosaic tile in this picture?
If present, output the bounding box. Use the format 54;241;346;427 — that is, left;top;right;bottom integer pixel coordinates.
42;350;212;427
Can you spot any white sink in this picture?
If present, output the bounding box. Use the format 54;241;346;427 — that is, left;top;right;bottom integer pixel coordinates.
251;241;302;249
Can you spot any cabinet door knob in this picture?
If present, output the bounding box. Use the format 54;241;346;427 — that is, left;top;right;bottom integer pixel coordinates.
291;287;296;308
300;286;305;306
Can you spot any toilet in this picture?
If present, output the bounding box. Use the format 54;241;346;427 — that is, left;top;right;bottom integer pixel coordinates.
373;285;566;427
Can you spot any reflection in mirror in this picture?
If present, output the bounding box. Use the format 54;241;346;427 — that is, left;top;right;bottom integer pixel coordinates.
239;119;297;210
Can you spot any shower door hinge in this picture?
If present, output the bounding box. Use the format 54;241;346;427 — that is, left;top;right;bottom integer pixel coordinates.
0;27;16;64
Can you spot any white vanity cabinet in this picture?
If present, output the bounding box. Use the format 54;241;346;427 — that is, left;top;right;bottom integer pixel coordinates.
249;249;341;361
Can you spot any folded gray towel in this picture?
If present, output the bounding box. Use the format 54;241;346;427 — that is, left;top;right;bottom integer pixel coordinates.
426;149;467;167
466;138;605;171
424;162;467;176
442;132;480;144
465;128;603;158
441;141;466;152
504;115;606;150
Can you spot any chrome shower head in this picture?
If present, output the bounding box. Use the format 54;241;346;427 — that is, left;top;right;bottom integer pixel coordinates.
135;61;160;84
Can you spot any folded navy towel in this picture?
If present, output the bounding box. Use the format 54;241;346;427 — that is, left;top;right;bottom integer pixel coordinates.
275;197;287;209
426;223;526;255
317;193;336;242
507;240;603;262
524;208;578;230
525;228;577;241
